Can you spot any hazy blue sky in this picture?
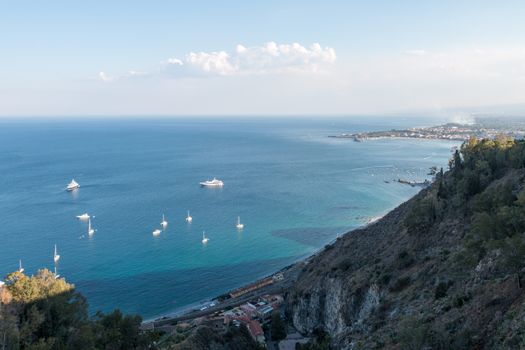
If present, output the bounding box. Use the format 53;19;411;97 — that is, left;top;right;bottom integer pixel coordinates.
1;1;524;116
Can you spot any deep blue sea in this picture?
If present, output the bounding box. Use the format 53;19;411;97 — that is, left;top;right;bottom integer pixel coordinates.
0;117;459;318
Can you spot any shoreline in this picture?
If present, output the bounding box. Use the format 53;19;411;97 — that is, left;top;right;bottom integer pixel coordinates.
143;212;388;327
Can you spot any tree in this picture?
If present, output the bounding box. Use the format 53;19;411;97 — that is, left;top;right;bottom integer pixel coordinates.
1;269;152;349
502;234;525;289
271;310;286;341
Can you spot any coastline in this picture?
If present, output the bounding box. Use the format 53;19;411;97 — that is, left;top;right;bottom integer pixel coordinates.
143;212;388;327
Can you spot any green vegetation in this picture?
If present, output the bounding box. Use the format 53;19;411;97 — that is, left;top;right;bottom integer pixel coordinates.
0;269;156;350
289;137;525;349
389;276;410;293
405;137;525;286
270;310;286;341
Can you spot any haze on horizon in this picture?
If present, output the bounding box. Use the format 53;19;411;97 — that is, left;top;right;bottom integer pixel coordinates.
1;0;524;118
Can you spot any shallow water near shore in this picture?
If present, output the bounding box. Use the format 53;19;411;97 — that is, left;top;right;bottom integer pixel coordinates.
0;117;458;318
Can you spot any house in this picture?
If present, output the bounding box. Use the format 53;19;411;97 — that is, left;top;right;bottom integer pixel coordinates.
240;302;257;319
256;304;274;321
247;320;265;344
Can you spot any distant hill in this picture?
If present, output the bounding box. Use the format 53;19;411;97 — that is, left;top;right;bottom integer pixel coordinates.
287;137;525;349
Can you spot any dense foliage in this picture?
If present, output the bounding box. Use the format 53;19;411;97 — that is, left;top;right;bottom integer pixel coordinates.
0;269;154;350
400;137;525;347
406;138;525;269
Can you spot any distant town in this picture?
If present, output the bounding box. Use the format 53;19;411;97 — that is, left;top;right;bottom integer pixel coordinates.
329;118;525;142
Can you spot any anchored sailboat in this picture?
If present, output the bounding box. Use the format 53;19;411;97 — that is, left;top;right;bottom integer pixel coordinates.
152;229;161;236
66;179;80;191
186;210;192;223
53;245;60;263
236;216;244;230
202;231;209;244
18;259;24;273
88;218;95;235
54;266;60;279
161;214;168;228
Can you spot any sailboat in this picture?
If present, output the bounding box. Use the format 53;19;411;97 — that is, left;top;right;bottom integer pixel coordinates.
88;218;95;235
152;228;161;236
186;210;193;223
236;216;244;230
18;259;24;273
66;179;80;191
202;231;209;244
161;214;168;228
54;266;60;279
53;245;60;263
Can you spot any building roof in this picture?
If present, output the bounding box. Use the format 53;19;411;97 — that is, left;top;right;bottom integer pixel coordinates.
248;320;264;337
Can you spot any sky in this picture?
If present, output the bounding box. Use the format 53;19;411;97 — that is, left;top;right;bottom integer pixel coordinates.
0;0;524;117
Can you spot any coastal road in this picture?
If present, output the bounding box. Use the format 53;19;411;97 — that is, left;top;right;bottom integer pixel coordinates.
148;261;305;328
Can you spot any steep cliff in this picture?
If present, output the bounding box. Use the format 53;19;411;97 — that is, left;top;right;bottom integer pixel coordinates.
287;138;525;349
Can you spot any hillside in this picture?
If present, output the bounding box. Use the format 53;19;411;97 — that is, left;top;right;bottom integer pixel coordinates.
287;137;525;349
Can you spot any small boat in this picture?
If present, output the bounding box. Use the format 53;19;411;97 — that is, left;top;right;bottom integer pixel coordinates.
66;179;80;191
200;178;224;187
161;214;168;228
53;244;60;263
186;210;193;223
152;229;161;236
18;259;24;273
54;266;60;279
236;216;244;230
76;213;90;220
88;219;95;236
202;231;209;244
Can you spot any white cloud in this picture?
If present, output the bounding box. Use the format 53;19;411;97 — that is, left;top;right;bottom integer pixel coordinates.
98;70;147;82
98;71;114;82
186;51;235;75
166;58;184;66
165;41;337;76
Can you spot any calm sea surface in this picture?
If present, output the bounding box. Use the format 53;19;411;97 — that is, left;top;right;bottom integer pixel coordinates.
0;117;458;318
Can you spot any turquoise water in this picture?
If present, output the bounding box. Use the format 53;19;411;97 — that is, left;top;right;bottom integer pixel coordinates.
0;117;458;318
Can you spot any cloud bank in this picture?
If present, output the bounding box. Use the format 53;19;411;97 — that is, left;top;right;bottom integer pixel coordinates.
99;41;336;82
167;42;337;76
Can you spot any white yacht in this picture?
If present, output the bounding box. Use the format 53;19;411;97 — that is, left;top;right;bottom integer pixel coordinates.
186;210;193;223
18;259;24;273
76;213;90;220
161;214;168;228
66;179;80;191
200;178;224;187
152;229;161;236
53;245;60;263
236;216;244;230
88;219;95;235
202;231;209;244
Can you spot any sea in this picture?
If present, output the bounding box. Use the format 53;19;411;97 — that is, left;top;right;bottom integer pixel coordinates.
0;117;459;318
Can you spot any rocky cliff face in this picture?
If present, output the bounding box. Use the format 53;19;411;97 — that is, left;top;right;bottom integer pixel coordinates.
286;148;525;350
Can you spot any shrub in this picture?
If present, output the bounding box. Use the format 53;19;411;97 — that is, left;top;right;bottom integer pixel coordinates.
397;250;415;269
389;276;410;292
434;282;449;299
